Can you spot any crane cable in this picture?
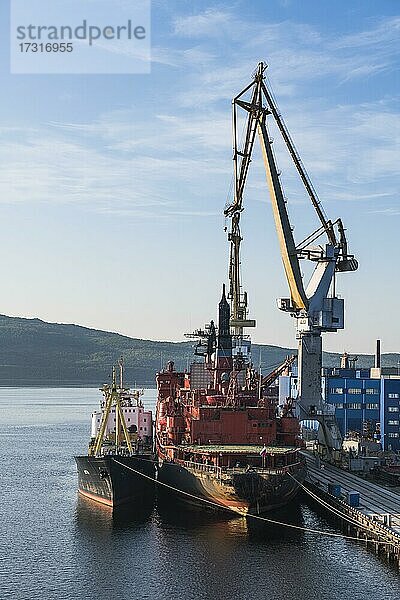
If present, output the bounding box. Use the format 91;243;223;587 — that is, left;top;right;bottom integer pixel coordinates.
112;459;399;548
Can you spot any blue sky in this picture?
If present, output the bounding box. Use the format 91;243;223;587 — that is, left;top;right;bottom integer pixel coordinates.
0;0;399;354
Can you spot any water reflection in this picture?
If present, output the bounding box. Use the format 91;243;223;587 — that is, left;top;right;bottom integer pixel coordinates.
75;489;305;544
155;493;305;544
245;499;305;543
156;496;242;530
74;495;154;534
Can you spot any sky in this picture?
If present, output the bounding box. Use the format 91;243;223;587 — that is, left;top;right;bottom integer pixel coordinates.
0;0;399;354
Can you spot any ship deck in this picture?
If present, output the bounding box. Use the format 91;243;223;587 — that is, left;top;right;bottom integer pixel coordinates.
177;444;298;455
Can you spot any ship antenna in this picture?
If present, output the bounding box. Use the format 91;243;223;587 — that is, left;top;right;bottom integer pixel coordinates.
119;356;124;389
112;366;117;391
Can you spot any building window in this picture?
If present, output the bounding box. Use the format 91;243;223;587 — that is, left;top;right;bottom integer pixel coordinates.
388;406;399;412
144;418;146;422
348;388;362;394
330;387;343;394
366;389;378;395
388;420;399;426
388;393;400;399
347;403;362;410
388;433;399;438
366;403;379;410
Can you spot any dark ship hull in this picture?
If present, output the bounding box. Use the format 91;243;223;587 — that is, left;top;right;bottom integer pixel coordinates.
157;458;306;515
75;454;155;508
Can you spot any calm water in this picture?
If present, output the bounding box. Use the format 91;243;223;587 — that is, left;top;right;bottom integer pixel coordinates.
1;388;399;600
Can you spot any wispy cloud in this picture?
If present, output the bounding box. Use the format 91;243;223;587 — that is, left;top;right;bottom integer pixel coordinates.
369;207;400;216
1;10;398;221
332;16;400;49
171;11;399;108
0;115;230;218
173;9;237;38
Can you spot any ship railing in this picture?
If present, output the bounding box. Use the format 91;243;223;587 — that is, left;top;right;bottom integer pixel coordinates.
182;460;222;479
225;461;305;477
180;460;304;479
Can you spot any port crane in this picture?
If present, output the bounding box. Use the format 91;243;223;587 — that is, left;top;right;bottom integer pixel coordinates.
225;62;358;459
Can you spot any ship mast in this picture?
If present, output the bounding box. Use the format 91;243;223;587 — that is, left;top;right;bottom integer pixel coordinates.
119;356;124;389
90;364;134;457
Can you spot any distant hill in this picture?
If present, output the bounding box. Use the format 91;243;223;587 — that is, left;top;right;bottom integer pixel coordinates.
0;314;398;386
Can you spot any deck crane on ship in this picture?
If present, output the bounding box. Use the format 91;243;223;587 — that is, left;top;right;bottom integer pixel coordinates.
224;62;358;460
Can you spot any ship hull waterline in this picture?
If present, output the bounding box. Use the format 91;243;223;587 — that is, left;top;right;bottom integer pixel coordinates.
75;454;156;509
157;459;307;516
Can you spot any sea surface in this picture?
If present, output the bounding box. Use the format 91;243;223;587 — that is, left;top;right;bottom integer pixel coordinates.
1;387;399;600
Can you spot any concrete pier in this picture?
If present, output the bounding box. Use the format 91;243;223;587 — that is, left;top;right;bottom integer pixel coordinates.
303;452;400;567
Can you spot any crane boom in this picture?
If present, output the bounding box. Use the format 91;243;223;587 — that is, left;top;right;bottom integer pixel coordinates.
257;112;308;310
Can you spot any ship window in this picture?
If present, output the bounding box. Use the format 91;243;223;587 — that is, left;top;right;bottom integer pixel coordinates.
366;389;378;395
330;388;343;394
348;388;362;395
388;420;399;426
366;403;379;410
388;407;399;412
388;393;400;399
388;433;399;438
347;403;361;410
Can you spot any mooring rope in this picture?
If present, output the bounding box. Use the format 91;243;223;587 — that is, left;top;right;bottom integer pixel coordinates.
112;458;398;546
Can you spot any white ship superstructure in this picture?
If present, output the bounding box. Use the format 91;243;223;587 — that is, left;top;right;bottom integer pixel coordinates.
91;388;152;442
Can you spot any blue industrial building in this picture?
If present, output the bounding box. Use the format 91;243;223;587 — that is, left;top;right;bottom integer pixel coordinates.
324;361;400;453
279;343;400;453
379;377;400;452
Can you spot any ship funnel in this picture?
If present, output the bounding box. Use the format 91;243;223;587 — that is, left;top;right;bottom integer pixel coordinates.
217;284;232;350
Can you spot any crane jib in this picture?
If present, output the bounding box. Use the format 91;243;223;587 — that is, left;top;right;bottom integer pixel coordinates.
257;115;308;311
